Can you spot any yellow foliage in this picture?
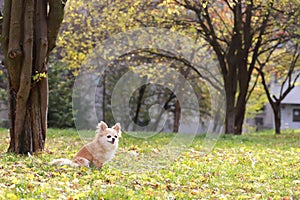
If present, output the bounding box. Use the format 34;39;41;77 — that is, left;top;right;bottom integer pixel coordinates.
55;0;200;76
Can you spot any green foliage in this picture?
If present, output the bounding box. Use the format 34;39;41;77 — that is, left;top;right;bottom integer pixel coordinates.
48;62;75;128
32;71;47;83
0;128;300;199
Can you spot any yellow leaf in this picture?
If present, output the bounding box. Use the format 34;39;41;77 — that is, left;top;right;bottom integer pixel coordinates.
6;193;18;200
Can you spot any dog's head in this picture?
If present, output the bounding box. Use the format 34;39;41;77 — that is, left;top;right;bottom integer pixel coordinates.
96;121;121;148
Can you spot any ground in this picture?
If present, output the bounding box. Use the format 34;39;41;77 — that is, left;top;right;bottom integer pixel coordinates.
0;128;299;199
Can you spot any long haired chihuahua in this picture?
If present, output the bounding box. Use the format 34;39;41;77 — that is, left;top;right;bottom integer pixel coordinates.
50;121;121;169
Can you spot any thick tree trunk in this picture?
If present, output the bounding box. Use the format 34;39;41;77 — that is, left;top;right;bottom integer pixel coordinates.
224;70;250;135
225;95;235;134
234;68;250;135
7;83;46;153
1;0;64;154
6;0;46;154
234;104;246;135
224;69;237;134
224;45;250;134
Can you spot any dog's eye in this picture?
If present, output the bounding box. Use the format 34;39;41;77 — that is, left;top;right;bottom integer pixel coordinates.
107;135;111;138
114;136;118;138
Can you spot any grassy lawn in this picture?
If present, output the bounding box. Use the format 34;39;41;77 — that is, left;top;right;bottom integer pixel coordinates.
0;128;299;199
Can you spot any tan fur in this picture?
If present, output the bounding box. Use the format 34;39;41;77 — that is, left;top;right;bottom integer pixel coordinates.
50;121;121;169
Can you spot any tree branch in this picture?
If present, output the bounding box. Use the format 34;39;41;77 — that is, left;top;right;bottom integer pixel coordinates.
243;0;253;56
174;0;227;76
47;0;65;52
245;72;259;103
119;48;224;93
255;67;274;106
248;1;273;77
8;0;23;59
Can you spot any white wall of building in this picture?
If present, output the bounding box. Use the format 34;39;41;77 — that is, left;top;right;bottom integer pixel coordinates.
281;104;300;129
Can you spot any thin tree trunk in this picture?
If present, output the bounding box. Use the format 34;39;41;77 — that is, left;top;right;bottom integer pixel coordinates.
172;66;192;133
133;84;147;127
102;73;106;121
7;78;16;150
173;100;180;133
273;104;281;134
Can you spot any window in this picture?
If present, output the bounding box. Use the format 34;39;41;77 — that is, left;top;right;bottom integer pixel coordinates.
255;117;263;126
293;109;300;122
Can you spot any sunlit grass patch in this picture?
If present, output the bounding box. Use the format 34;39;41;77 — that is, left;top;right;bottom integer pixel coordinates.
0;128;299;199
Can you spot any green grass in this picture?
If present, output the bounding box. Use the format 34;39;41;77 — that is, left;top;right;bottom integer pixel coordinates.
0;128;300;199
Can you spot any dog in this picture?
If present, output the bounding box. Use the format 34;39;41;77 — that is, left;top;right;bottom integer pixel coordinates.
50;121;121;169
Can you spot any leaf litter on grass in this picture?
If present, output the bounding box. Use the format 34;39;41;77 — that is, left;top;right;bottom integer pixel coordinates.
0;128;300;199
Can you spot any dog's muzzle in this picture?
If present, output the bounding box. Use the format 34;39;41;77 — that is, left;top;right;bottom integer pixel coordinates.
108;138;115;144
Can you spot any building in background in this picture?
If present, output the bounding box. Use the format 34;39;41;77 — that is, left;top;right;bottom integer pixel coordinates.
250;80;300;131
263;84;300;130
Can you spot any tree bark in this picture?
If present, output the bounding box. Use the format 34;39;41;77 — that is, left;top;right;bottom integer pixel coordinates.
234;65;250;135
273;104;281;135
102;73;106;122
173;100;180;133
1;0;64;154
224;76;236;134
133;83;147;129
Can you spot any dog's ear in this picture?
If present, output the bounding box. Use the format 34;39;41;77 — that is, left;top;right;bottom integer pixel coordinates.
97;121;108;132
112;123;121;137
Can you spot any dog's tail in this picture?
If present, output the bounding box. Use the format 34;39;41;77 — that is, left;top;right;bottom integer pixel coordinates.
49;158;80;167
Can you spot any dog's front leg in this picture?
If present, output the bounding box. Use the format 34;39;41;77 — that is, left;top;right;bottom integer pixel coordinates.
92;159;103;169
73;157;90;167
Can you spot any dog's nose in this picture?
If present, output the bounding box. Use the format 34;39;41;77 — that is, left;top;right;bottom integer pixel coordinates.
112;138;115;143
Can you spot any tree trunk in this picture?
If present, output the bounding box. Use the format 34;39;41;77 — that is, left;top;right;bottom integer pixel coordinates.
102;73;106;122
272;104;281;135
173;100;180;133
234;67;250;135
1;0;64;154
133;83;147;129
224;70;237;134
225;96;235;134
234;103;246;135
172;66;192;133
